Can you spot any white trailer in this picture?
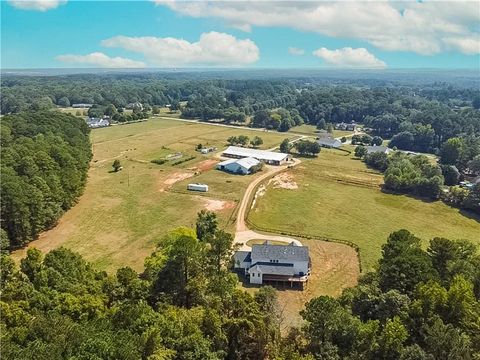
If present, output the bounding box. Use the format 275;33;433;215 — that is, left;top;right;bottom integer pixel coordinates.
187;183;209;192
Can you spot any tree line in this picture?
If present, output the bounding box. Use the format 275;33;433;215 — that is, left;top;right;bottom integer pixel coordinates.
0;111;92;248
2;210;479;359
358;150;480;214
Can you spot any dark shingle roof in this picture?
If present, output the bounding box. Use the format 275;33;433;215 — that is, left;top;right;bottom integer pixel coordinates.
249;262;295;276
251;244;309;262
234;251;251;264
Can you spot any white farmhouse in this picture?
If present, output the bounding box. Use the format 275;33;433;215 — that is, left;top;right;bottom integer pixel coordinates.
365;146;393;155
234;242;310;289
217;157;260;175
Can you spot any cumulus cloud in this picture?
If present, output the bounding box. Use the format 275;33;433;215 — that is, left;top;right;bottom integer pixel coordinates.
155;1;480;55
101;31;259;66
8;0;66;11
55;52;146;68
313;47;386;68
288;47;305;56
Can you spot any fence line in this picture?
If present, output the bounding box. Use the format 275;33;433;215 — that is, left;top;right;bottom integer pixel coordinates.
244;167;363;273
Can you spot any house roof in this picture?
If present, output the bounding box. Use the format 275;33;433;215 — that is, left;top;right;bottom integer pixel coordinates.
234;251;251;264
317;137;341;146
223;146;288;162
248;262;295;276
251;243;309;262
366;146;391;154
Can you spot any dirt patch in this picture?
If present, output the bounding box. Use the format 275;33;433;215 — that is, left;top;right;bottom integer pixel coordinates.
193;159;219;172
199;197;236;212
251;184;266;210
159;171;195;191
268;172;298;190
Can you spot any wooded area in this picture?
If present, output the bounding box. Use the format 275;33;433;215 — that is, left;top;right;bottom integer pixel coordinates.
0;111;92;248
2;214;479;359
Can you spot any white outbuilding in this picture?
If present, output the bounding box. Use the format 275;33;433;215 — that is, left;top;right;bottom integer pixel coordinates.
222;146;290;165
187;183;209;192
217;157;261;175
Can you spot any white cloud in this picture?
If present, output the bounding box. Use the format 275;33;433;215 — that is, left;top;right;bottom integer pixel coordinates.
8;0;66;11
101;31;259;66
288;47;305;56
55;52;146;68
155;1;480;55
313;47;386;68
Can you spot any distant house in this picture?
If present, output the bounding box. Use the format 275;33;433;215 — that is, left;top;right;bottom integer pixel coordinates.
317;136;342;149
87;118;110;129
222;146;291;165
187;183;209;192
126;101;143;110
234;242;310;288
365;146;393;155
200;147;217;154
217;157;261;175
72;103;93;108
334;122;356;131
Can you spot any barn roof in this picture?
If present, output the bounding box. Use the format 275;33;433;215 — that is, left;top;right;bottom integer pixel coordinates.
223;146;288;162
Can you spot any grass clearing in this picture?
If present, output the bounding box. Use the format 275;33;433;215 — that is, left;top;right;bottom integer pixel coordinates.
12;118;295;272
249;148;480;271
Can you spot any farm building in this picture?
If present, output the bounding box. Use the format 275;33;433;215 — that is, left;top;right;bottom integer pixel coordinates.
217;157;261;175
334;122;357;131
365;146;393;155
317;136;342;148
72;103;93;108
187;183;209;192
87;118;110;129
222;146;290;165
234;242;310;288
200;147;217;154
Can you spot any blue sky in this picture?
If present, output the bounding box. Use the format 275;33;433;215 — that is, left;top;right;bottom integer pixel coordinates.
1;0;479;69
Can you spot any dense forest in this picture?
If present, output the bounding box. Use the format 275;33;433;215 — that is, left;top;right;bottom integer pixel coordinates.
2;73;479;150
0;111;92;249
1;210;479;359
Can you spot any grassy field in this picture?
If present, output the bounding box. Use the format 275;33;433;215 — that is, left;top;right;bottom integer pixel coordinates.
12;118;296;272
249;147;480;271
290;124;354;138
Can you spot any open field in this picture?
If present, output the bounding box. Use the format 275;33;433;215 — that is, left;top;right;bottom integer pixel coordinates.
249;148;480;271
238;238;359;329
11;118;296;272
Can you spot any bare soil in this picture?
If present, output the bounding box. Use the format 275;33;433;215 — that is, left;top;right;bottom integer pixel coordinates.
268;172;298;190
160;171;195;191
187;159;219;172
199;197;236;212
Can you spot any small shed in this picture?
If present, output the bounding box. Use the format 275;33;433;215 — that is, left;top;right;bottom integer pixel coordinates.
187;183;209;192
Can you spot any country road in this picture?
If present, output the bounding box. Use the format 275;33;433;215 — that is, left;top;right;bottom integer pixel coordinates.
234;158;303;250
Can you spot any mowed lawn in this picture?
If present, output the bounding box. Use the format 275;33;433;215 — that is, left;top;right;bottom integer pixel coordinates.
249;148;480;271
12;118;296;272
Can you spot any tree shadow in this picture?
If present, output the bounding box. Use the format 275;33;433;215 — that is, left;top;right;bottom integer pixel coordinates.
459;209;480;223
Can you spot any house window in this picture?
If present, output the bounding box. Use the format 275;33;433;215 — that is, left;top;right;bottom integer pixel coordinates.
252;273;255;277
